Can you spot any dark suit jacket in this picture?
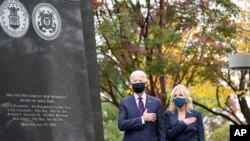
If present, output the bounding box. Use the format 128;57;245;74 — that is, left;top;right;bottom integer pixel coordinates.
164;110;204;141
118;94;165;141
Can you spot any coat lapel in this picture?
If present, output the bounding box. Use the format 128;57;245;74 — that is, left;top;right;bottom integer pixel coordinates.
185;110;193;118
171;112;178;123
130;95;140;117
145;95;152;112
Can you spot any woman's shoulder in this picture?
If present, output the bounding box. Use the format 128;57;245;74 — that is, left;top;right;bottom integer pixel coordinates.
189;109;202;117
190;109;200;113
164;110;176;116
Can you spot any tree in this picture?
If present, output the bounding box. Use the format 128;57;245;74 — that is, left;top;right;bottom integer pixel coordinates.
93;0;250;125
192;6;250;125
102;103;122;141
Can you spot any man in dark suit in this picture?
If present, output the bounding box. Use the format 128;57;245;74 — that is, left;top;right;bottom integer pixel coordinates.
118;70;165;141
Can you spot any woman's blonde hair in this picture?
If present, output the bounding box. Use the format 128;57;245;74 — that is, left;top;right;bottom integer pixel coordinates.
169;84;193;112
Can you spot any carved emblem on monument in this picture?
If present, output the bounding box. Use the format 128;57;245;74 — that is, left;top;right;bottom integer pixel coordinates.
32;3;61;40
0;0;29;38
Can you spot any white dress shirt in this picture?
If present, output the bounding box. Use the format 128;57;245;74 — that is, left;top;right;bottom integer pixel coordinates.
134;92;146;124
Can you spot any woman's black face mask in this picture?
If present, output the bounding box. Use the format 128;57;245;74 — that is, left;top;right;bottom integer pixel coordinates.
132;83;145;93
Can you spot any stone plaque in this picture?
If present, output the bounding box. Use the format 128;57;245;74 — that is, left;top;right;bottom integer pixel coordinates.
0;0;103;141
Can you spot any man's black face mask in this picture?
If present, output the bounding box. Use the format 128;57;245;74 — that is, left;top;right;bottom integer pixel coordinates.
132;83;145;93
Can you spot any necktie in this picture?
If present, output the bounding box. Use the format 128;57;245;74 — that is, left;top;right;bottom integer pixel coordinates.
138;97;145;116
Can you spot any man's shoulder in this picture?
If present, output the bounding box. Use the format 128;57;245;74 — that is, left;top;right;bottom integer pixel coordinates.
146;94;161;102
120;95;133;102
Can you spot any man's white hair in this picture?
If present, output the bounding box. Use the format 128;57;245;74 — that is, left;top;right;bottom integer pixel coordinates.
130;70;147;82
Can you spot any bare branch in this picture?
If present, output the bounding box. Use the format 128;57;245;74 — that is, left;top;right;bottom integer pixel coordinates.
193;100;239;125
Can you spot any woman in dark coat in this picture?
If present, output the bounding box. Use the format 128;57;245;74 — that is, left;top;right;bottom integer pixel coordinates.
164;84;205;141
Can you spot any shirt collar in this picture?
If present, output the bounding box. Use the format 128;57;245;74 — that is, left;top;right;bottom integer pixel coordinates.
134;92;146;100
